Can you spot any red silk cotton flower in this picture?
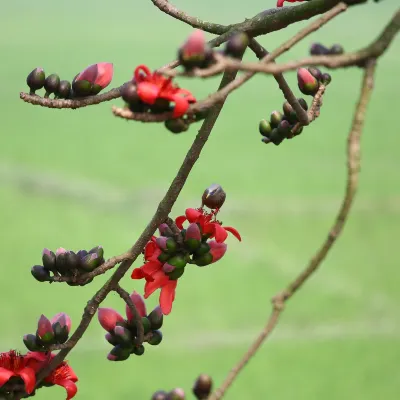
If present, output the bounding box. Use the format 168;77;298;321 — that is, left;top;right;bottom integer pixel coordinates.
176;208;241;243
277;0;306;7
134;65;196;118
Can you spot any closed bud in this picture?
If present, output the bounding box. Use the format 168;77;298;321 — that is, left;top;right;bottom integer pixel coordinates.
321;73;332;86
65;251;79;270
31;265;51;282
26;67;45;93
88;245;104;258
307;67;322;81
224;32;249;58
55;80;71;99
122;82;141;104
193;374;213;399
178;30;214;70
159;223;174;237
195;242;210;256
152;391;168;400
184;223;201;251
37;314;54;343
148;330;163;346
167;267;185;280
209;241;227;263
114;325;132;345
163;263;176;274
44;74;60;97
148;306;163;330
259;119;272;137
76;249;88;259
158;252;171;263
309;42;330;56
105;332;119;345
167;254;187;269
282;102;298;124
269;128;284;146
261;137;271;144
23;334;42;352
166;388;186;400
131;344;145;356
330;44;344;55
50;313;71;337
165;119;189;134
72;79;92;97
194;252;213;266
270;110;283;128
107;344;132;361
156;237;177;253
80;252;101;271
277;120;291;138
294;126;304;136
98;308;124;332
126;291;147;321
297;68;319;96
141;317;152;334
55;249;70;274
75;63;113;93
297;97;308;111
42;248;56;271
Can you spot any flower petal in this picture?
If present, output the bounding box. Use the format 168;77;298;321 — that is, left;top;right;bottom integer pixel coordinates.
126;291;147;321
18;367;36;394
144;271;169;298
175;215;187;230
131;267;145;280
213;223;228;243
94;62;113;89
223;226;242;241
159;280;178;315
56;379;78;400
185;208;202;222
144;241;158;260
209;240;228;263
0;367;14;387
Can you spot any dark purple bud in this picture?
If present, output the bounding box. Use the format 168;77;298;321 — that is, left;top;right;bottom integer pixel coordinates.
107;344;132;361
152;391;168;400
113;325;132;345
148;306;164;330
26;67;45;93
44;74;60;97
158;223;174;237
321;73;332;86
193;374;213;399
147;330;163;346
23;334;42;352
31;265;51;282
80;252;101;271
42;248;56;271
131;344;145;356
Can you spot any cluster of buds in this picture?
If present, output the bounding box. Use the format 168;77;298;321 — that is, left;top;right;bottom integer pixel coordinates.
178;30;249;72
26;63;113;98
259;97;308;145
151;374;213;400
31;246;105;285
98;291;163;361
23;313;71;352
310;42;344;56
132;184;241;315
297;67;332;96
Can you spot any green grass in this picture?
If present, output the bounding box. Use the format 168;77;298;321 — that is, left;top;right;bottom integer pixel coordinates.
0;1;399;399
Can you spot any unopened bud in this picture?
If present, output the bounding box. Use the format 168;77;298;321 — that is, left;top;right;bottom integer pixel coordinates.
259;119;272;137
26;68;45;93
224;32;249;58
147;330;163;346
44;74;60;97
270;110;283;128
152;391;168;400
330;44;344;55
309;42;330;56
131;344;145;356
55;80;71;99
148;306;163;330
165;118;189;134
193;374;213;399
31;265;51;282
297;68;319;96
321;73;332;86
23;334;42;352
107;344;132;361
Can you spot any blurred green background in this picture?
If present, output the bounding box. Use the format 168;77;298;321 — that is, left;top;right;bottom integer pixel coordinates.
1;0;399;399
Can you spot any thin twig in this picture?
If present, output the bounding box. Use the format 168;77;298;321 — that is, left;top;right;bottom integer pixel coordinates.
208;59;377;400
114;284;144;344
35;58;245;384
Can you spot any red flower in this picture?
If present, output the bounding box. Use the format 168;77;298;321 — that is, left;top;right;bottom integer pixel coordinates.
0;350;36;394
75;62;114;90
277;0;306;7
25;352;77;400
133;65;196;118
175;208;241;243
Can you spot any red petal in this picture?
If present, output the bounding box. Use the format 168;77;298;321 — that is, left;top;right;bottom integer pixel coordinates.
209;240;227;263
141;261;162;278
213;223;228;243
224;226;242;241
144;271;169;298
75;64;97;83
0;367;14;387
137;82;159;105
170;96;189;118
159;280;178;315
202;222;215;236
55;379;78;400
94;62;113;89
131;267;145;280
144;241;157;260
18;367;36;394
134;64;151;83
148;247;162;262
126;291;147;321
175;215;187;229
185;208;202;222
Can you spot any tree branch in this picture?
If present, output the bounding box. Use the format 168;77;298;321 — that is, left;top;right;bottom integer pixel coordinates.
208;58;377;400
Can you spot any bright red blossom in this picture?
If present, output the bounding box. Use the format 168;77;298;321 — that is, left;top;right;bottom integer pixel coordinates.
134;65;196;118
0;350;36;394
277;0;306;7
176;208;241;243
75;62;114;89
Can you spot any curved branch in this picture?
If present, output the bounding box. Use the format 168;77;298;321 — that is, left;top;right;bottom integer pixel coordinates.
208;58;377;400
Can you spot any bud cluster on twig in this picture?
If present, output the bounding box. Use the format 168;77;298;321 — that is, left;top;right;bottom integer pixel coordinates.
31;246;105;285
310;42;344;56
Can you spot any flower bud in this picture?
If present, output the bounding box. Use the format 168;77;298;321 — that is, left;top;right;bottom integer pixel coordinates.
55;248;70;273
309;42;330;55
259;119;272;137
195;242;210;256
42;248;56;271
75;62;113;93
148;306;163;330
51;313;71;332
261;137;271;144
166;388;186;400
194;252;213;266
321;73;332;86
76;249;88;259
23;334;42;352
131;344;145;356
178;30;214;70
44;74;60;97
277;120;291;138
269;128;284;146
158;252;171;263
31;265;51;282
193;374;213;399
156;237;177;253
72;79;92;97
159;223;174;237
64;251;79;270
167;254;187;269
148;330;163;346
209;241;227;263
282;102;298;124
37;314;54;343
165;118;189;134
297;68;319;96
98;308;124;332
224;32;249;58
122;82;140;104
126;291;147;322
152;391;168;400
330;44;344;55
107;344;132;361
51;314;71;344
113;325;132;345
55;80;71;99
307;67;322;81
167;267;185;280
26;68;45;93
141;317;152;334
88;245;104;258
184;223;201;251
105;332;118;345
80;252;101;271
297;97;308;111
270;110;283;128
163;263;176;274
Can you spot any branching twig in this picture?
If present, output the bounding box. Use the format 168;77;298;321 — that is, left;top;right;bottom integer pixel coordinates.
114;284;144;344
208;59;377;400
